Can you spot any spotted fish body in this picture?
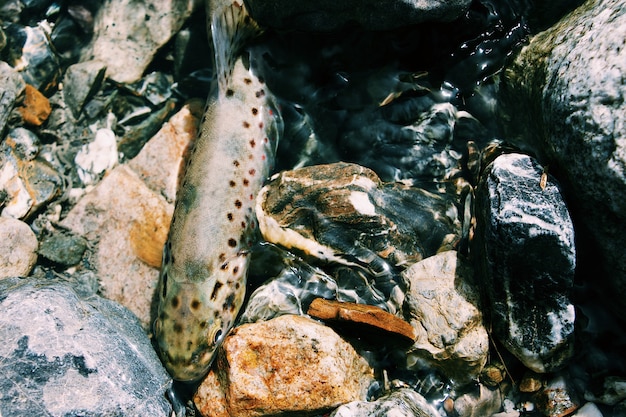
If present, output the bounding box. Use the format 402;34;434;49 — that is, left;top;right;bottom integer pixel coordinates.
154;1;281;381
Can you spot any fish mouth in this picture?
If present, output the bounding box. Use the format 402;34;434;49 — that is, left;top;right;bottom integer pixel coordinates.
162;349;216;382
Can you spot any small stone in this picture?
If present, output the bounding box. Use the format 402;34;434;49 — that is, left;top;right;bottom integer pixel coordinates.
452;384;504;417
0;61;25;134
307;298;416;344
481;363;506;387
194;315;374;417
16;84;51;126
0;277;172;416
536;374;581;417
330;388;441;417
62;60;107;118
75;127;119;185
473;153;576;373
519;372;544;393
402;250;489;384
570;402;604;417
0;217;38;279
38;232;87;266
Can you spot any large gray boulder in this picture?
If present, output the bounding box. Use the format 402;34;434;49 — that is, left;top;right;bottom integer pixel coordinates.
498;0;626;317
0;277;173;416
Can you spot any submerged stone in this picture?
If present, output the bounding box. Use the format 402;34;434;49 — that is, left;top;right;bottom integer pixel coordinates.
473;153;576;373
330;388;440;417
0;277;172;416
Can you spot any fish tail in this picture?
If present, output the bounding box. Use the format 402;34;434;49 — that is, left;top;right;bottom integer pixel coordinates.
210;1;263;89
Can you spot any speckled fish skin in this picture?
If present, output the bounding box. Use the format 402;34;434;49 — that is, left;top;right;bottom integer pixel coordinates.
154;0;282;382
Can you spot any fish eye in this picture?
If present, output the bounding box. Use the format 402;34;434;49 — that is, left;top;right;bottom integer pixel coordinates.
214;329;223;344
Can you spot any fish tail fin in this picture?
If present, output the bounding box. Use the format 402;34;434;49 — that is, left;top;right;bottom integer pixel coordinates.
210;1;263;89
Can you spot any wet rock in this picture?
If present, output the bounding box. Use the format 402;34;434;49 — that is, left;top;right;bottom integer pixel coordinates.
62;60;107;119
257;162;461;295
81;0;195;83
519;371;544;393
61;104;198;327
536;374;581;417
0;127;64;219
74;126;119;185
0;61;25;134
246;0;472;31
584;376;626;406
473;153;576;373
16;84;51;127
38;231;88;266
330;388;440;417
498;0;626;318
307;298;416;344
480;363;506;388
194;314;374;417
570;402;604;417
451;384;504;417
0;277;172;416
0;217;38;279
402;250;489;383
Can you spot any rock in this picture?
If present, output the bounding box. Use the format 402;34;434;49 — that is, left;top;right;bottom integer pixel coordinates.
38;232;88;266
0;61;25;134
536;374;581;417
0;277;172;416
74;127;119;185
520;372;544;393
0;128;64;219
61;104;199;327
570;402;604;417
480;363;506;388
402;250;489;384
257;162;461;310
498;0;626;318
246;0;472;31
0;217;38;279
330;388;440;417
16;84;51;126
584;376;626;406
473;153;576;373
194;315;374;417
307;298;416;344
81;0;195;83
451;384;504;417
62;60;107;119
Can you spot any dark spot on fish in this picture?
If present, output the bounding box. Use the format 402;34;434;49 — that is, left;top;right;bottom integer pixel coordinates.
248;169;256;176
249;194;254;200
220;262;228;270
222;292;236;311
173;323;183;334
243;77;252;85
259;122;264;129
218;253;226;262
233;160;240;167
264;137;269;143
226;88;234;97
244;15;251;25
235;282;241;290
227;212;234;221
248;154;254;160
255;89;265;98
233;266;239;274
210;282;223;300
241;221;246;228
191;299;201;310
161;273;168;298
200;321;208;329
229;180;236;187
258;76;265;84
235;200;242;209
243;179;249;186
243;121;250;128
171;296;180;309
228;238;237;247
251;108;258;116
249;139;256;147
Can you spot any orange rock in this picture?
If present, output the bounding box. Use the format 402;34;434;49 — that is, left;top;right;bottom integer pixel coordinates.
18;84;51;126
307;298;416;343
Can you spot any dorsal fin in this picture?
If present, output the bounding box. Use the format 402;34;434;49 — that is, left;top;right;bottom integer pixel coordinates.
210;1;263;91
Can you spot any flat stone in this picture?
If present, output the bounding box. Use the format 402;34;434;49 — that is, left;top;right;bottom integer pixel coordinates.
81;0;195;83
330;388;440;417
62;60;107;118
307;298;416;344
0;277;172;416
16;84;51;126
0;217;38;279
498;0;626;318
473;153;576;373
536;374;581;417
246;0;472;31
38;231;87;266
402;250;489;384
194;314;374;417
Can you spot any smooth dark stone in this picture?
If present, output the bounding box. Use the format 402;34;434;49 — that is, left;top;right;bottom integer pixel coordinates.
473;153;576;373
38;232;87;266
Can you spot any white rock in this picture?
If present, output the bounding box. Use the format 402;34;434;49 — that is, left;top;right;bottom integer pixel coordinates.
570;402;604;417
75;127;119;185
330;389;440;417
0;161;32;219
0;217;38;279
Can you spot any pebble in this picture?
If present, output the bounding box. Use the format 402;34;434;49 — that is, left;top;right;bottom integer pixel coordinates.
0;217;38;279
473;153;576;373
536;374;581;417
74;127;119;185
307;297;417;344
480;363;506;387
16;84;51;126
246;0;472;31
81;0;195;83
61;60;107;119
330;388;441;417
0;276;172;416
61;104;198;327
451;384;504;417
584;376;626;406
402;250;489;384
570;402;604;417
0;61;25;135
194;314;374;417
38;231;88;266
519;371;544;393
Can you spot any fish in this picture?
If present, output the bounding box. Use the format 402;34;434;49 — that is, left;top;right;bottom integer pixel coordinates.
153;0;282;381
